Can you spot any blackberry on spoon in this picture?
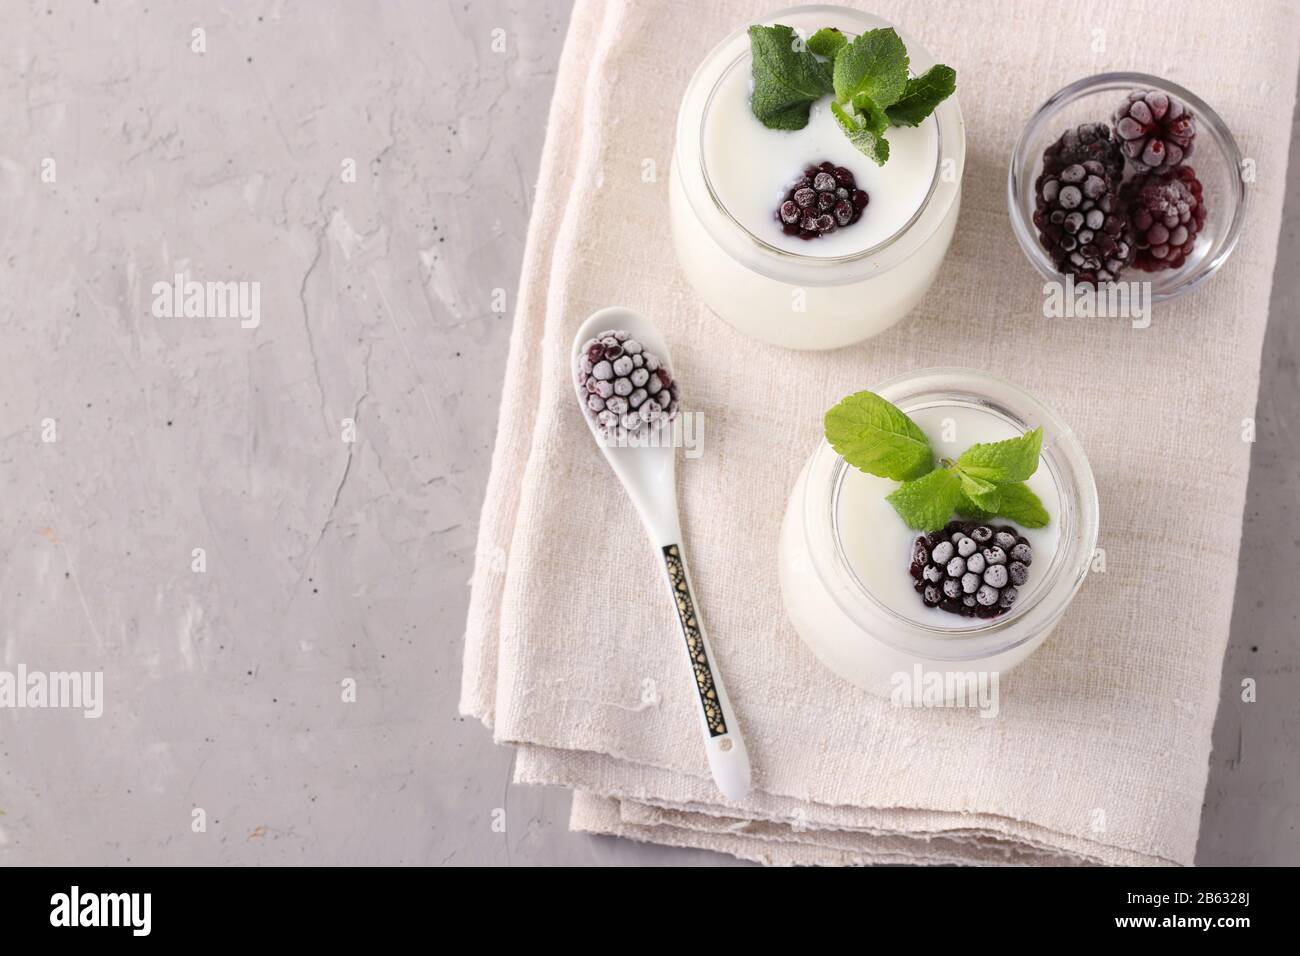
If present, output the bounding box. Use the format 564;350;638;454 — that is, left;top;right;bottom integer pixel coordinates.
576;330;680;435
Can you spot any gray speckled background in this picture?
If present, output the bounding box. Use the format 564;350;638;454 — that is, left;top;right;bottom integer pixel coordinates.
0;1;1294;866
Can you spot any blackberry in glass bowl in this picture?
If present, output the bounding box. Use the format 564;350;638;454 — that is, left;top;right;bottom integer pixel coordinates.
1008;72;1246;303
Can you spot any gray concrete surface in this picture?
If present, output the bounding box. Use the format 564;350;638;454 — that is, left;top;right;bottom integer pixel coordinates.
1195;72;1300;867
0;1;1293;867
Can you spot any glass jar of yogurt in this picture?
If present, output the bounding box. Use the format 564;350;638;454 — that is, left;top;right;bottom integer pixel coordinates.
778;368;1099;697
670;4;965;351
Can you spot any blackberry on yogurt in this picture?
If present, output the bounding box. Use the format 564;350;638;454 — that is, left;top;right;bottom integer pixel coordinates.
576;330;680;436
908;520;1033;619
776;161;869;240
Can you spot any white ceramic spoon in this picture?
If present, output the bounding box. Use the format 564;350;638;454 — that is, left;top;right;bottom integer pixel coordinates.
571;306;751;802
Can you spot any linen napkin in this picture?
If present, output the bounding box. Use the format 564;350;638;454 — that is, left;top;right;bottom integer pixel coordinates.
461;0;1300;865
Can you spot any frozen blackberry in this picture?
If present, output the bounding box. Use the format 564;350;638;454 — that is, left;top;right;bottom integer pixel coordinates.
1032;159;1132;284
1112;89;1196;174
775;161;868;240
576;329;680;436
1122;166;1207;272
908;520;1034;619
1042;122;1124;182
982;546;1006;566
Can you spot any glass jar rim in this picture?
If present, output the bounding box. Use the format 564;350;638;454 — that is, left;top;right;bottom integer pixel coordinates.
673;4;966;287
799;368;1099;661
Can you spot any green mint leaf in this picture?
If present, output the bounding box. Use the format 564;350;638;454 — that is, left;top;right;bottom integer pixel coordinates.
824;391;932;481
760;99;829;130
959;482;1050;528
851;92;890;134
886;468;963;531
955;490;997;521
956;484;1049;528
992;483;1050;527
748;24;834;130
885;64;956;127
956;427;1044;485
831;99;890;165
806;27;847;60
958;470;1000;504
832;27;909;109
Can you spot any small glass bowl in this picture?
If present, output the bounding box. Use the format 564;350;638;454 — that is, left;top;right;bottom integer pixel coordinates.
1008;72;1247;301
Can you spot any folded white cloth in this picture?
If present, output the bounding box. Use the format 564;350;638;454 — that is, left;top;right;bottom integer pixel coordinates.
461;0;1300;865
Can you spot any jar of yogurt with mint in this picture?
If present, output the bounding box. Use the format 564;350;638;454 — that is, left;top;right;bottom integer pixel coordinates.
670;5;966;350
778;368;1099;696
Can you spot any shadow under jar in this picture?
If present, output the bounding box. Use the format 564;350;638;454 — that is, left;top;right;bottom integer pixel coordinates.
778;368;1099;697
669;4;966;351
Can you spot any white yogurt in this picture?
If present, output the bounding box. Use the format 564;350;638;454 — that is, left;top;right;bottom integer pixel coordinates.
703;57;939;257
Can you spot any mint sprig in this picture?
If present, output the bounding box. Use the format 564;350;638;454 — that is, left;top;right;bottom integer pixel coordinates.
747;24;955;166
957;483;1050;527
886;468;963;532
956;428;1044;484
824;391;933;481
831;99;889;165
885;66;957;127
958;469;1000;503
806;27;847;60
747;25;834;130
831;28;909;110
824;392;1050;531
